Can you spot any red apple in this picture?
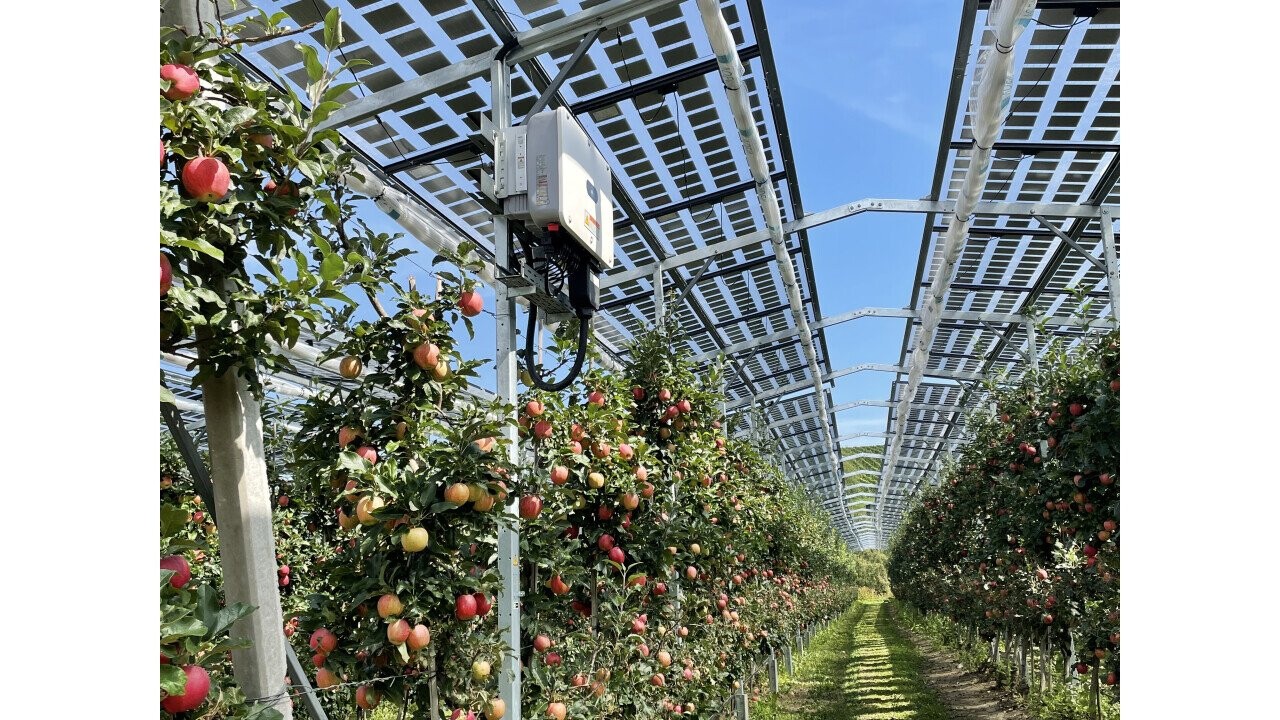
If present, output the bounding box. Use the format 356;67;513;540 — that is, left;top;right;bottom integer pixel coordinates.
407;624;431;651
548;574;570;596
533;420;553;440
632;386;646;400
598;534;615;551
658;388;672;402
338;426;360;446
387;619;411;645
160;555;191;588
413;343;441;369
181;156;230;202
547;702;567;720
544;652;562;666
355;445;378;465
550;465;570;485
377;593;403;619
473;592;492;617
1069;402;1085;416
160;63;200;101
533;634;552;652
519;495;543;519
458;290;484;317
455;594;478;620
525;400;544;417
609;547;625;563
356;685;382;710
309;628;337;654
677;399;692;414
161;664;210;712
587;390;606;406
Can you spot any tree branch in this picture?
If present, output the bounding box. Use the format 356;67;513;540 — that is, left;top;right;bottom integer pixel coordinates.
213;21;321;48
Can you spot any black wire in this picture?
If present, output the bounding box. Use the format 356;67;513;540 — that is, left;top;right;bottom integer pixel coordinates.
1031;16;1088;29
523;304;590;391
641;92;671;124
615;29;634;89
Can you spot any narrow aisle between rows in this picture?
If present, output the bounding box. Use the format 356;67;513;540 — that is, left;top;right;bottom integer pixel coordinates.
758;599;947;720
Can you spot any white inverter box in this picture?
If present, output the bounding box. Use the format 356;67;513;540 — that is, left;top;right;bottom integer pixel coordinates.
503;107;615;269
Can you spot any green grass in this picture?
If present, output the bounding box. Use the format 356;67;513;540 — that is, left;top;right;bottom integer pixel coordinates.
754;599;948;720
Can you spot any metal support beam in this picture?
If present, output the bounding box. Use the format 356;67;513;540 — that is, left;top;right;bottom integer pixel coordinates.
201;367;291;718
695;307;1112;363
615;170;787;230
383;138;476;175
1031;214;1107;271
949;139;1119;154
525;28;602;121
724;363;981;411
670;258;715;315
571;44;761;116
318;0;684;130
1100;210;1120;320
603;197;1120;289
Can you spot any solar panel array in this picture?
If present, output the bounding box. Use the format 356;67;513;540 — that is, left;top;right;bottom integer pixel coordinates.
160;0;1120;550
874;0;1120;545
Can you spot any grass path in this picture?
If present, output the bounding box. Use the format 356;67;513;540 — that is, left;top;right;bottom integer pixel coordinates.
754;599;949;720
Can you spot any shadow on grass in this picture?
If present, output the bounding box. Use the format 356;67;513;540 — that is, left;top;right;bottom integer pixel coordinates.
758;599;948;720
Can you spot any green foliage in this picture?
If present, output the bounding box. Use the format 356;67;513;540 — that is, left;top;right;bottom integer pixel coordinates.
160;4;402;396
887;331;1120;694
160;448;282;720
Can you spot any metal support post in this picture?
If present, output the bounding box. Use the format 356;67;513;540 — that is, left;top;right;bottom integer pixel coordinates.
783;645;793;674
491;56;523;720
768;650;779;692
653;266;665;323
1099;210;1120;321
734;690;750;720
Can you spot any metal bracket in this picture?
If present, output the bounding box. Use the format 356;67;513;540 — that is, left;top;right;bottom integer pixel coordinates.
1031;213;1107;272
525;28;603;121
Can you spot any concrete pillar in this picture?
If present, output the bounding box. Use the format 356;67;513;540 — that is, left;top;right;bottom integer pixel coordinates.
768;651;779;692
202;369;291;718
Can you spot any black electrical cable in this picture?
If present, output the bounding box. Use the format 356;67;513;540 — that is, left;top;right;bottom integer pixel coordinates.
523;304;591;391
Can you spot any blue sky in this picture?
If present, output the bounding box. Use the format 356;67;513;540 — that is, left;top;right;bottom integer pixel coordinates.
337;1;961;441
749;0;957;438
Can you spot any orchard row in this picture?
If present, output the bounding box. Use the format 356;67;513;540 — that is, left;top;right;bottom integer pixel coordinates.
887;330;1119;690
159;10;868;720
